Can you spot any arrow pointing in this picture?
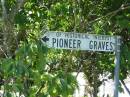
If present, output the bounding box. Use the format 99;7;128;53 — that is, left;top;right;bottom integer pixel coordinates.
42;36;49;42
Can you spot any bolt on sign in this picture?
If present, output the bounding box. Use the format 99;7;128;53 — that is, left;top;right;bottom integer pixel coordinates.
41;31;118;52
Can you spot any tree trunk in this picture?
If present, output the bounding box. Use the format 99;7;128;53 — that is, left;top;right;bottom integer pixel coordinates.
0;0;27;58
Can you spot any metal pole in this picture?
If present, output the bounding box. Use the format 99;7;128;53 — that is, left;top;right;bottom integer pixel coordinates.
114;36;121;97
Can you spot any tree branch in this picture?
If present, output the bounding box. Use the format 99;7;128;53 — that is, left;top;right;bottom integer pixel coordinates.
0;46;8;58
76;64;83;78
1;0;7;21
87;4;130;25
11;0;27;20
35;81;45;97
120;80;130;95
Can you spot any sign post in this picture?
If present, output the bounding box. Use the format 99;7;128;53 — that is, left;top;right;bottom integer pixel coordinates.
114;36;121;97
41;31;121;97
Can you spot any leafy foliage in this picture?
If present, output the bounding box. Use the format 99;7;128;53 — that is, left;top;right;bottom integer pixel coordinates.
0;0;130;97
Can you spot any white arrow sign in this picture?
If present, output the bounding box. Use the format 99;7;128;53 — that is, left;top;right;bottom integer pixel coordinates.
41;31;119;52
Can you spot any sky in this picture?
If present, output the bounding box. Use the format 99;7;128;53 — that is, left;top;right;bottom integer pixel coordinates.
74;72;130;97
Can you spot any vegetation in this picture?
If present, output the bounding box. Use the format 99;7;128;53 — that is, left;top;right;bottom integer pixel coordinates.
0;0;130;97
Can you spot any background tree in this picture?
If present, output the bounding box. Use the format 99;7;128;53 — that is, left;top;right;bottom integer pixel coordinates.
0;0;130;97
